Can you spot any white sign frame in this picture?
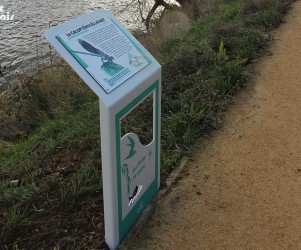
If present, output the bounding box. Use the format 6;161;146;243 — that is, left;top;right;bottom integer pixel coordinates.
45;9;161;250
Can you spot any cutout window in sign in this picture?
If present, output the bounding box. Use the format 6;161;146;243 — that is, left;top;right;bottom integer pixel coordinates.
56;16;151;93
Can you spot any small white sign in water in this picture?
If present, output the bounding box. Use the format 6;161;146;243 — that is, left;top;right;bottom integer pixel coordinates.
45;9;161;250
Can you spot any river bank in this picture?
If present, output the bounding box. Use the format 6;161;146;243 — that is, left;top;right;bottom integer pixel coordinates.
0;0;295;248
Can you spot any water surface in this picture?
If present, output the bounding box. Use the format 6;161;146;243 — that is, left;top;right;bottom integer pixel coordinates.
0;0;145;87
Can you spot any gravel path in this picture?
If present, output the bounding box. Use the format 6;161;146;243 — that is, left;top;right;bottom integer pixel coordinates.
130;1;301;249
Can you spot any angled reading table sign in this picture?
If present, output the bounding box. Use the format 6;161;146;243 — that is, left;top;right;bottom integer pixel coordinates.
45;9;161;250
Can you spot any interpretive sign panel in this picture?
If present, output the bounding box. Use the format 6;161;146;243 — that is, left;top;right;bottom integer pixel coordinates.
56;15;151;93
45;9;161;250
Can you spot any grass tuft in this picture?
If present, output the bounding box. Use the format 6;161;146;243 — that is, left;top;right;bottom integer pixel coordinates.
1;205;28;238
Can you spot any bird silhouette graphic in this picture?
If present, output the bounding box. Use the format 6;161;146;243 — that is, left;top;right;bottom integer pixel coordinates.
124;136;137;160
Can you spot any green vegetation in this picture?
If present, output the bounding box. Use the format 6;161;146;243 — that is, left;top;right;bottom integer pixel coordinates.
0;0;295;248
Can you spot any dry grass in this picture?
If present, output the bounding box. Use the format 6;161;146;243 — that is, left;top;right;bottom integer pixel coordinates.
160;10;191;39
183;0;224;17
250;0;276;8
242;0;279;14
0;65;96;140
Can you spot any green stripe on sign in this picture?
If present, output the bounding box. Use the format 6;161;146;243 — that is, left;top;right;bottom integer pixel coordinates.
56;35;88;69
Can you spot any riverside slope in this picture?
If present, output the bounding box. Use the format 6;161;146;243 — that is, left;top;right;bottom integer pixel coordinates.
130;1;301;249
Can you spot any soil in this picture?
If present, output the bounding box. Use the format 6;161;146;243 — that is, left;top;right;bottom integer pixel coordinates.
129;1;301;249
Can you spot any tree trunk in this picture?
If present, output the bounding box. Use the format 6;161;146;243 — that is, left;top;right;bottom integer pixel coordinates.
145;0;173;32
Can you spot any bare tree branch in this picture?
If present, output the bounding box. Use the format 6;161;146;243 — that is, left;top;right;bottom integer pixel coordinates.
137;0;146;22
